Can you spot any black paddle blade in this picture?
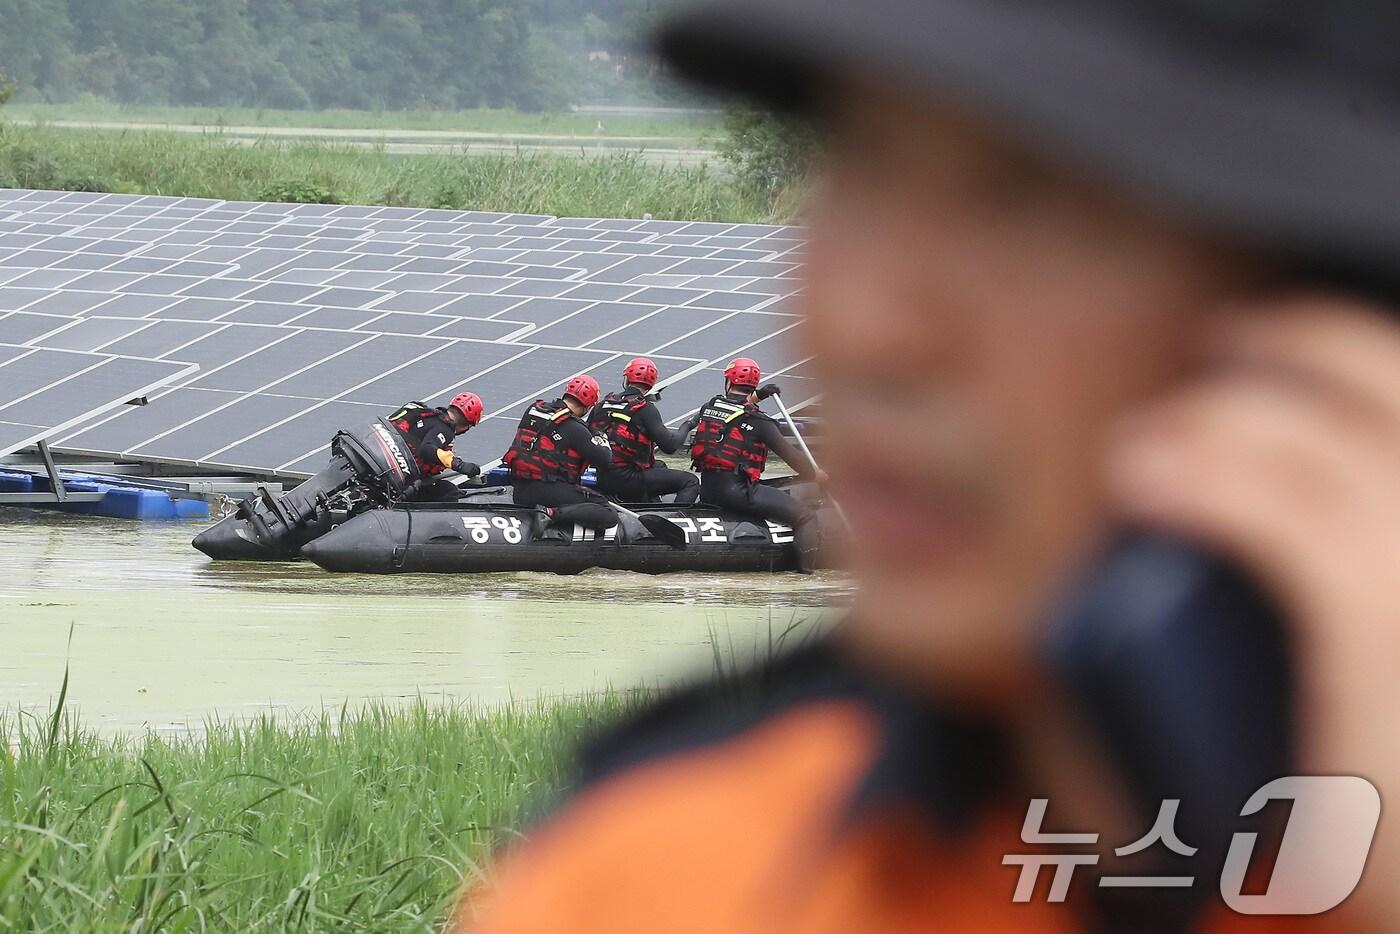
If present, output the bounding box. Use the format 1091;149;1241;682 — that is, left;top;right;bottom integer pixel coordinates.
639;514;688;549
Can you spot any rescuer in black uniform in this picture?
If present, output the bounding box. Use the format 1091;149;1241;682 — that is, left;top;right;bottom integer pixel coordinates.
588;357;701;505
503;374;617;530
386;391;483;501
692;357;827;534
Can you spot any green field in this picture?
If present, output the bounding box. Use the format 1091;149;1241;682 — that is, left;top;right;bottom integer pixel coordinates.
0;694;639;932
5;102;721;145
0;123;798;223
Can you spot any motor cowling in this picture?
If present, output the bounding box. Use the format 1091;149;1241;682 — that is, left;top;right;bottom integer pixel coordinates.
332;417;424;499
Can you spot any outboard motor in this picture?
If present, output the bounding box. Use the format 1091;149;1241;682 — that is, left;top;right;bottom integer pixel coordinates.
330;418;423;502
192;418;423;561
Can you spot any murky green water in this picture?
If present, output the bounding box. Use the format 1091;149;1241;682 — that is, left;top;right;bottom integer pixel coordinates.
1;510;850;734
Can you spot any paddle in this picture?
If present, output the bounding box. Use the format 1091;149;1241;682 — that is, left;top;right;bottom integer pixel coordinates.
609;500;689;549
471;459;688;547
761;386;852;531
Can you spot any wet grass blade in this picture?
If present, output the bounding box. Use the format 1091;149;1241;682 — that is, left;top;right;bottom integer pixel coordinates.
44;622;74;757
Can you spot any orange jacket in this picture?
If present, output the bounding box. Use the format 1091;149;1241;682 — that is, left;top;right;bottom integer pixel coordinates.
459;644;1353;934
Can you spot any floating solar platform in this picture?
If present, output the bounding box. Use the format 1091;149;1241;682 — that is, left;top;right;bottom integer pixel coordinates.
0;342;196;458
0;188;811;479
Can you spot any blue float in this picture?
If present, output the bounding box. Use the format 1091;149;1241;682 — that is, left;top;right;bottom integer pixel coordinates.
0;467;209;520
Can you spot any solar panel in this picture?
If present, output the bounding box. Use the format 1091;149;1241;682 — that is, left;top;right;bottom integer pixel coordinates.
0;188;811;478
0;341;197;458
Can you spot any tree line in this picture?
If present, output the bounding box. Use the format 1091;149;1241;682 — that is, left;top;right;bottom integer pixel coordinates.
0;0;685;112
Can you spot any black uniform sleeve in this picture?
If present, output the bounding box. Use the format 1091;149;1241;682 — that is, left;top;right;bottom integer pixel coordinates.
416;415;454;467
562;418;615;471
755;415;817;481
672;410;702;441
636;402;689;455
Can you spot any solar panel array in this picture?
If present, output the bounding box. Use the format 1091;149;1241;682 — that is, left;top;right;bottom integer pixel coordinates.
0;343;195;458
0;188;809;477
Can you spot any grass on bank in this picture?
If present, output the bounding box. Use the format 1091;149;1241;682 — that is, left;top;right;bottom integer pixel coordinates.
0;694;641;932
6;101;720;142
0;124;797;223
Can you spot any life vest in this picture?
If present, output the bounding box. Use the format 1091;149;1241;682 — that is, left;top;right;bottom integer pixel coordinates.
690;393;768;483
587;389;655;471
504;398;589;484
387;401;451;475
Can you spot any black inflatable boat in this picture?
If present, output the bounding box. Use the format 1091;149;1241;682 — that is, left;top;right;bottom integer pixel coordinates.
298;494;827;574
193;416;831;573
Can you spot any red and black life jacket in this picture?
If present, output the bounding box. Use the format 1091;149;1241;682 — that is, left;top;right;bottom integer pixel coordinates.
504;399;589;484
587;389;655;471
387;401;451;475
690;393;768;483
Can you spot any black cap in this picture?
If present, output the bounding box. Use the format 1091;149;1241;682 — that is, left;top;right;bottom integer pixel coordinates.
658;0;1400;287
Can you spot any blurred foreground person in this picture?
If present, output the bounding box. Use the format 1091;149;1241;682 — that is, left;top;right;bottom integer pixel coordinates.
463;1;1400;930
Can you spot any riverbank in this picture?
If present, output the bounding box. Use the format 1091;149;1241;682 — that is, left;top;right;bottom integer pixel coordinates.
0;694;638;931
5;102;720;141
0;123;798;222
23;120;720;167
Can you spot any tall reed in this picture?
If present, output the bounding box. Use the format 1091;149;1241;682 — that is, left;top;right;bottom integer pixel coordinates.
0;692;640;931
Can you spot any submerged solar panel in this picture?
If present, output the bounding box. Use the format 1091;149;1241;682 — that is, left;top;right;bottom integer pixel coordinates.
0;188;811;477
0;342;197;458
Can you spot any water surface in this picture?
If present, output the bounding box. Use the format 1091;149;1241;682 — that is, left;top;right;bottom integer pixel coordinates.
2;510;850;734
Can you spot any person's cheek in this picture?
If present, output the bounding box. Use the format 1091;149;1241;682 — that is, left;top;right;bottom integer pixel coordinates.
800;254;867;377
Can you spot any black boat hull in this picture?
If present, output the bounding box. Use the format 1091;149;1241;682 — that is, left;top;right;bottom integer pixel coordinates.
192;460;347;561
299;499;824;575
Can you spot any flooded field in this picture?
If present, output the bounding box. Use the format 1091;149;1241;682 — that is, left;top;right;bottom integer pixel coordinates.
1;510;851;735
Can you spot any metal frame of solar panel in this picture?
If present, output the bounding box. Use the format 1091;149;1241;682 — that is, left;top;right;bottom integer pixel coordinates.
0;342;196;458
0;188;812;478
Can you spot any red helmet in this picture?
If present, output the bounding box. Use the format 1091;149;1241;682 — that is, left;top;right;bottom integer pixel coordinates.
448;392;483;427
724;357;761;389
564;374;601;408
622;356;658;389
